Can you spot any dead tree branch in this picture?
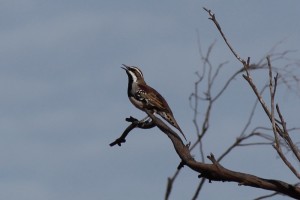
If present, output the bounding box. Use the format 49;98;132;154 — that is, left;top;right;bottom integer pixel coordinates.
110;116;155;146
111;110;300;199
143;110;300;199
203;6;300;181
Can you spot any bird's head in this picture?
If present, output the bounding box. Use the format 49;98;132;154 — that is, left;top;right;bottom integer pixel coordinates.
121;64;145;83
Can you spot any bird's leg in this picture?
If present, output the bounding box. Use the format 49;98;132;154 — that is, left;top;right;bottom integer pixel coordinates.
138;115;151;124
137;115;156;129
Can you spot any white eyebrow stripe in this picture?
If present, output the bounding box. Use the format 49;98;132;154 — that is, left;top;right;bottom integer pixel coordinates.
132;67;143;77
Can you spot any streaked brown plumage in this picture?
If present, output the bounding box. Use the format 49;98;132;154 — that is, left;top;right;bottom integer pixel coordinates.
122;64;187;141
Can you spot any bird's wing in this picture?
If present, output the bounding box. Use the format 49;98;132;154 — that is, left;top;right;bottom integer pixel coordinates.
138;84;187;141
137;84;172;113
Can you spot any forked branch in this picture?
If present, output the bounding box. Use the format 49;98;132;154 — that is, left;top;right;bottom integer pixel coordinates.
204;6;300;180
143;110;300;199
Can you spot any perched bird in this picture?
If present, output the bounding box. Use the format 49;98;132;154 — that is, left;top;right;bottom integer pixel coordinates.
121;64;187;141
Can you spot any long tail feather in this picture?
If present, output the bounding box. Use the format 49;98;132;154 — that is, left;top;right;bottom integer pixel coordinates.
158;112;187;141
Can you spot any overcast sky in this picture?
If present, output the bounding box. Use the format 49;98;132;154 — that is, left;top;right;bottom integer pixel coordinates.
0;0;300;200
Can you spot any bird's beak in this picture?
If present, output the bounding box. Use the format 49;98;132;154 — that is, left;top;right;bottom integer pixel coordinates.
121;64;129;71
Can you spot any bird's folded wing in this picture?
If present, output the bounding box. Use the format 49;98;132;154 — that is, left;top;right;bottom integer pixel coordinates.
137;84;172;113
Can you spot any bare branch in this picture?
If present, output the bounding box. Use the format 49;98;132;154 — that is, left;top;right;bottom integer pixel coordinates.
276;105;300;162
144;110;300;199
203;7;245;65
253;183;300;200
191;178;206;200
110;116;155;146
164;169;180;200
253;192;281;200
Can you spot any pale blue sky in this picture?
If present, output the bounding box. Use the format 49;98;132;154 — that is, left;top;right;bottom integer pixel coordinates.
0;0;299;199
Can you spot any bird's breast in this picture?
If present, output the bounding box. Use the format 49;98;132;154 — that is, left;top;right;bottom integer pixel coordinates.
129;96;145;111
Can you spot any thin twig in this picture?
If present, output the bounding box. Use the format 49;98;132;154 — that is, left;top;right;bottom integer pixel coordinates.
203;7;246;65
276;105;300;162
